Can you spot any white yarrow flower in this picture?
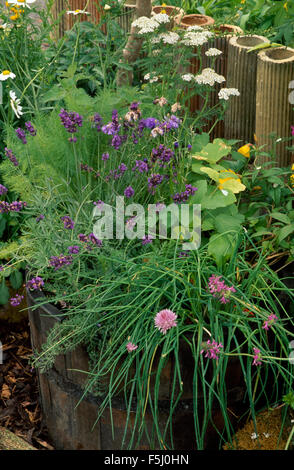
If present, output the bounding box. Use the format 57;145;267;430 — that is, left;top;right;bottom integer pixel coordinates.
181;31;212;47
205;48;223;57
152;13;170;24
0;70;16;81
181;73;194;82
9;90;23;119
132;16;160;34
218;88;240;100
186;25;204;32
195;68;225;86
161;32;180;45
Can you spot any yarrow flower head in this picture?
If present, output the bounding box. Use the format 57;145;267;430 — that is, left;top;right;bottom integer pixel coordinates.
201;339;223;360
262;313;278;331
205;48;223;57
126;342;138;353
26;276;44;290
253;347;262;366
218;88;240;100
195;68;225;86
154;309;177;334
208;274;236;304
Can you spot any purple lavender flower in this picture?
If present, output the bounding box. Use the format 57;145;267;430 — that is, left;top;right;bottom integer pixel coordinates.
10;294;24;306
174;142;179;149
15;128;27;144
36;214;45;222
94;200;104;209
61;216;75;230
151;145;175;167
4;148;19;166
111;134;125;150
68;245;80;254
148;174;164;193
172;184;197;204
187;144;192;151
26;276;44;290
78;233;88;243
124;186;134;198
132;160;149;173
102;152;109;161
49;254;73;270
142;235;154;245
0;184;8;195
93;113;103;131
80;163;94;173
59;108;83;140
25;122;37;136
0;201;10;213
9;201;27;212
88;233;102;246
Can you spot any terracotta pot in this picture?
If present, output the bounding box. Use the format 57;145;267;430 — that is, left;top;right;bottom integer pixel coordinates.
177;13;215;29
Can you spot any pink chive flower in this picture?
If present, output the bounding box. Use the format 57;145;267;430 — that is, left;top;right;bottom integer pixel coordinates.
291;125;294;136
154;309;177;334
253;347;262;366
201;339;223;360
208;275;236;304
262;313;278;331
126;342;138;353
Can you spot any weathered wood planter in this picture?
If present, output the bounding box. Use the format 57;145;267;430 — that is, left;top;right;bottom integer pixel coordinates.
27;289;246;450
51;0;103;38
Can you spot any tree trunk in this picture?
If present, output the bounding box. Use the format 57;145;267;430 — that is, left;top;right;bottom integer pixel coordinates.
116;0;152;87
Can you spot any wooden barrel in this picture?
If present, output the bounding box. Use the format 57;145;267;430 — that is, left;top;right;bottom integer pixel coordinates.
152;5;185;29
27;289;246;450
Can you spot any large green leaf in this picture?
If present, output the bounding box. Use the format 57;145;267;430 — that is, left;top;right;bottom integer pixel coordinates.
189;180;207;204
192;140;231;164
278;224;294;243
214;214;244;234
208;233;236;266
201;187;236;210
0;280;9;305
10;270;23;290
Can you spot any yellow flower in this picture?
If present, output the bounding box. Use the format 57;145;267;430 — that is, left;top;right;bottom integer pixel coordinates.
238;144;251;158
284;2;288;11
291;164;294;171
160;9;167;14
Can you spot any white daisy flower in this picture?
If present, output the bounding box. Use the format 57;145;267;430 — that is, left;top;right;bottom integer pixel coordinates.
67;9;90;15
9;90;23;119
7;0;36;8
218;88;240;100
0;70;16;81
205;48;223;57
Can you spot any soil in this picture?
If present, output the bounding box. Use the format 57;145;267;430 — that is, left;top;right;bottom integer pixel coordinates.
223;407;293;451
0;300;54;450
